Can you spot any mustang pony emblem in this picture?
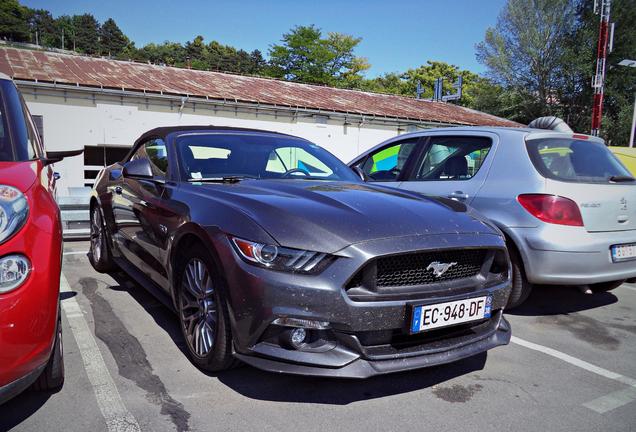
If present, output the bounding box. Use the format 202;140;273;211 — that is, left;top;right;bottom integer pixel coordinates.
426;261;458;278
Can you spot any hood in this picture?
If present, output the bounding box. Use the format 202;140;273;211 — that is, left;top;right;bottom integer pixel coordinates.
0;161;39;192
189;180;498;253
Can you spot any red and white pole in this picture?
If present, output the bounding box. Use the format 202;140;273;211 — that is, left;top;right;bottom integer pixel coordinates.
591;0;612;137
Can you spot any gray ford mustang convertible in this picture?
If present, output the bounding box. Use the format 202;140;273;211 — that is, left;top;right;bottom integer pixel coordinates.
89;126;512;378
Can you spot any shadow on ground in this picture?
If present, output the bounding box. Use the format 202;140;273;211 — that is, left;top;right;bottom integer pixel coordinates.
107;271;488;405
507;284;618;316
0;389;53;430
217;352;487;404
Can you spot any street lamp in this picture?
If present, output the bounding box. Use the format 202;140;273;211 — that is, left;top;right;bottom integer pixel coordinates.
618;59;636;147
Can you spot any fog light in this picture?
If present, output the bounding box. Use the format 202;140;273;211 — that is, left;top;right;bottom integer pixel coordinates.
290;328;306;347
0;254;31;293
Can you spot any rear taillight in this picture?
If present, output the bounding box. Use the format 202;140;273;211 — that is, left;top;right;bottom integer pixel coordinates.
517;194;584;226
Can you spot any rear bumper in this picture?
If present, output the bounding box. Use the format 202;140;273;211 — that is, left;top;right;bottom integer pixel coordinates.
510;225;636;284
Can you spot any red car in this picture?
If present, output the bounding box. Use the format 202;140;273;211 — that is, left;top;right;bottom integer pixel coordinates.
0;74;80;404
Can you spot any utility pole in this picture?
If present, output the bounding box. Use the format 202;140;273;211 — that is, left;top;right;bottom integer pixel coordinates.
61;27;64;50
618;60;636;147
591;0;614;136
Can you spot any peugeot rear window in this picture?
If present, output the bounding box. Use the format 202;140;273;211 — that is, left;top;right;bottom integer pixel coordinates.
526;138;634;183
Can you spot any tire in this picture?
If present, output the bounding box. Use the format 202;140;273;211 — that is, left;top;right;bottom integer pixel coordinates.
506;246;533;309
590;280;625;293
32;309;64;391
176;244;236;372
89;204;116;273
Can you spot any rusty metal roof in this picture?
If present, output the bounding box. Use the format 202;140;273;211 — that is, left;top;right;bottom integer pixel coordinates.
0;47;521;127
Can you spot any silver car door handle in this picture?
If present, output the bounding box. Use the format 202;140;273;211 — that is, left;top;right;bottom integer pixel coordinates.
448;191;469;201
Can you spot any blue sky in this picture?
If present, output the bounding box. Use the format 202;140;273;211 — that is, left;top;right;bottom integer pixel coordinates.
22;0;507;77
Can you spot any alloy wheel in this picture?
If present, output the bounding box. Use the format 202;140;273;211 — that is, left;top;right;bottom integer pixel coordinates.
180;258;217;357
90;207;103;263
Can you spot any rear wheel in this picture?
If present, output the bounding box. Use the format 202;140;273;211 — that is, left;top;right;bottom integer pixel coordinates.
506;247;533;309
176;245;236;372
89;204;115;273
32;309;64;391
590;280;624;293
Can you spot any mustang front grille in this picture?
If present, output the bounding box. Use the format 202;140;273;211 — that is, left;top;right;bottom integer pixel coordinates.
346;249;489;289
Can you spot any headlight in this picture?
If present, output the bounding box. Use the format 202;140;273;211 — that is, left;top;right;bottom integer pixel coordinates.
231;237;332;274
0;254;31;293
0;185;29;244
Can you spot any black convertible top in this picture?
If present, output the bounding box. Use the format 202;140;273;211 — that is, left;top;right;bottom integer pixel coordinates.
134;125;295;145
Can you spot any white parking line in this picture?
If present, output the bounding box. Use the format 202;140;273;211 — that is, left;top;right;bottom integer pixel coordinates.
63;251;89;256
621;284;636;293
511;336;636;413
60;274;141;432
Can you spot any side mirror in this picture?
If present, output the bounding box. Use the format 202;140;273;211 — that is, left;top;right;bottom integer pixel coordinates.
352;165;368;182
43;149;84;166
123;158;153;179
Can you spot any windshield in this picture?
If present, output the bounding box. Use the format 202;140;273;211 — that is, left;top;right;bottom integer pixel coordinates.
177;133;360;182
0;81;40;162
526;138;634;183
0;88;12;161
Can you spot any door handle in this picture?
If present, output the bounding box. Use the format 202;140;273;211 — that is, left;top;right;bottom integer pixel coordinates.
115;186;123;195
448;191;469;201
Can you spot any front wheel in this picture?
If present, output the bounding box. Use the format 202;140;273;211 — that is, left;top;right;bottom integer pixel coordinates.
89;204;115;273
176;245;236;372
590;280;624;293
32;309;64;391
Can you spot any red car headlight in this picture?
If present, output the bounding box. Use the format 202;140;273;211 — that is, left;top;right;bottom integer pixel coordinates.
0;185;29;244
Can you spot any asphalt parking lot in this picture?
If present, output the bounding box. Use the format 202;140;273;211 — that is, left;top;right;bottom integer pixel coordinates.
2;240;636;432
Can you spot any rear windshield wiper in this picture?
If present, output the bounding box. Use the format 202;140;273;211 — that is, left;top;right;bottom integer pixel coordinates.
187;176;256;183
609;175;636;183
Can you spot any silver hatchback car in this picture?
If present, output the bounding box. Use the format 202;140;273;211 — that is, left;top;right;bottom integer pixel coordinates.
350;119;636;307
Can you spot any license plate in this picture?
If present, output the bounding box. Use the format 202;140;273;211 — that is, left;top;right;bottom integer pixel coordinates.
611;243;636;262
410;296;492;333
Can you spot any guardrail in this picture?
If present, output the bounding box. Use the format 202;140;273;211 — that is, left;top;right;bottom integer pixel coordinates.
58;187;91;240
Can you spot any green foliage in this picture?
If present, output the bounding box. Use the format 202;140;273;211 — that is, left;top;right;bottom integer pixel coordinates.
476;0;578;121
477;0;636;143
0;0;30;41
267;25;370;86
72;14;100;54
100;18;128;57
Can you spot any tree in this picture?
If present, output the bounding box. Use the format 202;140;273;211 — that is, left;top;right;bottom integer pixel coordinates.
100;18;128;57
476;0;577;121
0;0;30;41
25;8;56;46
72;13;99;54
267;25;370;86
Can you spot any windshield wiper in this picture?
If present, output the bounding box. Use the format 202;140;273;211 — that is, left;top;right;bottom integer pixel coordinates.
609;175;635;183
188;175;256;183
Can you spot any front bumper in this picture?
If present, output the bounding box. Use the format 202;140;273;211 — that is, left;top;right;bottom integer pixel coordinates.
214;232;512;378
235;312;510;379
0;184;62;390
509;225;636;285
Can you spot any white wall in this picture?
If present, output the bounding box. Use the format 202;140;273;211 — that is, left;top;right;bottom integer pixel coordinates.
22;90;403;196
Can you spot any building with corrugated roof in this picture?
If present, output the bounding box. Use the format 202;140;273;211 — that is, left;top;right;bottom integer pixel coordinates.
0;46;520;198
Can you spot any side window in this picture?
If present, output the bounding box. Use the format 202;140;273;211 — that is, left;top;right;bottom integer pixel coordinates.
360;139;418;182
131;138;168;178
412;136;492;181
